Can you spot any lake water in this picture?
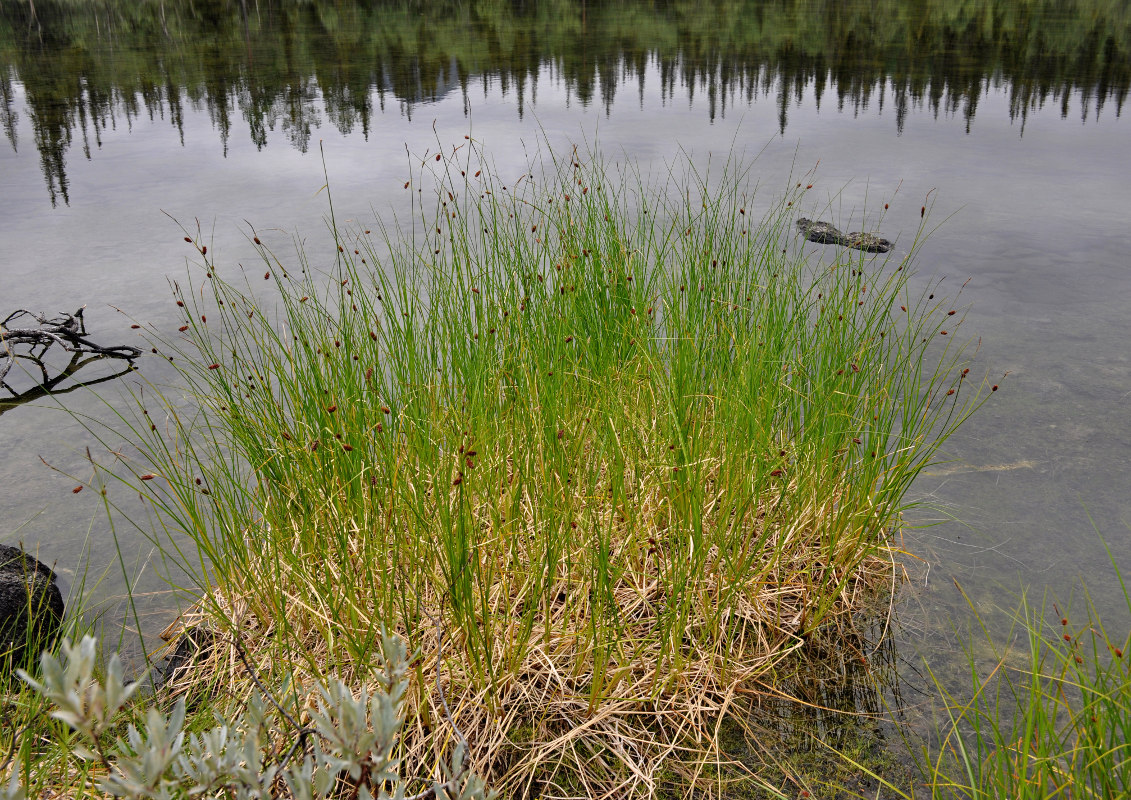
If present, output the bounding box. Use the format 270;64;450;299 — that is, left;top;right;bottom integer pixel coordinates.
2;0;1130;764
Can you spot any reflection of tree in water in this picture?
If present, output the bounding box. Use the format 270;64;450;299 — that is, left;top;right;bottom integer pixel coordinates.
0;71;17;152
1;0;1127;204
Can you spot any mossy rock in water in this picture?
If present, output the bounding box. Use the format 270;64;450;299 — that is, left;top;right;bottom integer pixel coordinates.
796;218;893;253
0;543;65;671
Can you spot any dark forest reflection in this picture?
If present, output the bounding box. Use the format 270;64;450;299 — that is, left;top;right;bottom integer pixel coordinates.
2;0;1128;205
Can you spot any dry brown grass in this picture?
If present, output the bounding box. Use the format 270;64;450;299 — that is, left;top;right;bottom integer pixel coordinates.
157;427;898;799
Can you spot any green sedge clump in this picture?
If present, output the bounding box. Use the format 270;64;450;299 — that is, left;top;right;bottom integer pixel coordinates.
81;141;988;797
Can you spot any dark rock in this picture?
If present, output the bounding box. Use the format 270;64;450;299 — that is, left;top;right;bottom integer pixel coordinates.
0;543;65;668
796;218;893;253
158;625;214;688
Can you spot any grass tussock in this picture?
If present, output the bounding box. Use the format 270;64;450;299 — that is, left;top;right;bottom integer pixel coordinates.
86;141;985;797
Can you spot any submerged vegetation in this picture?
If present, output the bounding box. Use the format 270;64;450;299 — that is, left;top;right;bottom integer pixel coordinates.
5;142;990;796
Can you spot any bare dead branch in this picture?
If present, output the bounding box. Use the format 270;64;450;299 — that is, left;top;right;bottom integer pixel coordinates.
1;307;142;392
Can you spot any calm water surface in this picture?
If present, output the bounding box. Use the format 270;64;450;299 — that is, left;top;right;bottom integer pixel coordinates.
2;0;1130;768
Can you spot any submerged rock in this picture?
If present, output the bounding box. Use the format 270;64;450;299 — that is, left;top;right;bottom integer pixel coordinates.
796;218;893;253
0;543;65;667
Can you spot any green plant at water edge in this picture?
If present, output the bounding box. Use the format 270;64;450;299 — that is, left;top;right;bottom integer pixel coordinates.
832;532;1131;799
921;536;1131;800
5;633;490;800
70;141;988;797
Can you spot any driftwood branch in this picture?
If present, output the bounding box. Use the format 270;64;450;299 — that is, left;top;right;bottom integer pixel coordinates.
1;307;142;394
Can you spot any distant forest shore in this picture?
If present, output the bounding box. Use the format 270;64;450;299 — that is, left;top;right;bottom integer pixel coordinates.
2;0;1128;204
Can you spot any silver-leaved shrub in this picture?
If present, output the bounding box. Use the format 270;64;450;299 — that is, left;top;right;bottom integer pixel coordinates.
9;634;492;800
